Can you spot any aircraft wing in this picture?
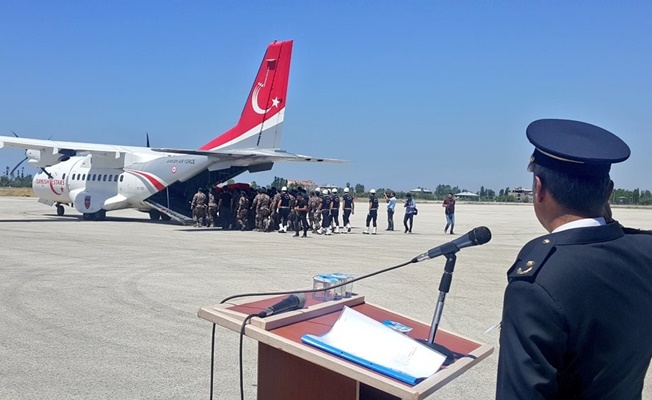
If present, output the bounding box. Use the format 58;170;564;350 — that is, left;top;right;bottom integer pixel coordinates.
0;136;133;167
152;147;346;163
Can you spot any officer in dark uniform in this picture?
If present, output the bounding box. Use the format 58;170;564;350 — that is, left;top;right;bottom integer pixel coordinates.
497;119;652;399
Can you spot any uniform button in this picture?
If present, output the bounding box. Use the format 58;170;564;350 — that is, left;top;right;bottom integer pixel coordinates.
543;239;550;244
526;260;535;267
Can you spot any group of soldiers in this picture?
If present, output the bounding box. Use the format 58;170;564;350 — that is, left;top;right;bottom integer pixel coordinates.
190;185;356;236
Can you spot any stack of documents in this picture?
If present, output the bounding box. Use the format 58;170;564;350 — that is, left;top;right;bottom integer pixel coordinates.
301;307;446;385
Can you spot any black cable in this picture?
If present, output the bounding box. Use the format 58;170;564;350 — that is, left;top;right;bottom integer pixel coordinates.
210;323;215;400
239;314;257;400
219;257;416;305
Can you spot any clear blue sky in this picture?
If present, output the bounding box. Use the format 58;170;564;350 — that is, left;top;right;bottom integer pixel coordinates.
1;1;650;192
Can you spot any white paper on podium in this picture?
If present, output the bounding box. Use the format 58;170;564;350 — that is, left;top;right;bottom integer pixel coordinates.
301;306;446;384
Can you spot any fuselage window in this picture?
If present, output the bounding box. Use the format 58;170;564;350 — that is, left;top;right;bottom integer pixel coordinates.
108;175;113;182
62;173;66;180
92;174;97;181
119;175;124;182
72;174;76;181
82;174;86;180
114;174;119;182
103;174;107;182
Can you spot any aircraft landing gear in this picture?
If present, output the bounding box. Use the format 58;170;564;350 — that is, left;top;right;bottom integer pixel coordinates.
160;214;171;221
82;210;106;221
95;210;106;221
149;210;161;220
56;204;65;216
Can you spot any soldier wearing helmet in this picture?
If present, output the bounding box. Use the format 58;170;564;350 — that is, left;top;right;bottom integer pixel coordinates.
342;187;355;233
330;188;341;233
363;189;378;235
318;188;332;235
277;186;292;233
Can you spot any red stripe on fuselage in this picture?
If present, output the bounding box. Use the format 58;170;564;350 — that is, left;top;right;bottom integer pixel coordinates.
127;170;166;191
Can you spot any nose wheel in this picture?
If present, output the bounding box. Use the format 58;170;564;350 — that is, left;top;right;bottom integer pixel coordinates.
56;204;65;216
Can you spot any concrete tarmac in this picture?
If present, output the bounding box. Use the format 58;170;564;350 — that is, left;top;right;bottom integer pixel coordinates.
1;196;651;400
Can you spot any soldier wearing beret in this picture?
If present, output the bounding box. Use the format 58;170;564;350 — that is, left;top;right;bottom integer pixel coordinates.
496;119;652;399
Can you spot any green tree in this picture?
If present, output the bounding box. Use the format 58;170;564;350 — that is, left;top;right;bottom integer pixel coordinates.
354;183;365;194
270;176;287;189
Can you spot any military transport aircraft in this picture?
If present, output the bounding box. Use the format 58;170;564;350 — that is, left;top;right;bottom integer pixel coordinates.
0;40;340;224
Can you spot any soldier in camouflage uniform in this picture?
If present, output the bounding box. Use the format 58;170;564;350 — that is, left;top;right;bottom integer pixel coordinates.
190;188;207;227
309;190;322;233
252;188;272;232
236;191;250;231
207;188;218;227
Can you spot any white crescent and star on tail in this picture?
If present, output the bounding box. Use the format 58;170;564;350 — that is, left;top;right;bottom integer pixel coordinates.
251;66;282;115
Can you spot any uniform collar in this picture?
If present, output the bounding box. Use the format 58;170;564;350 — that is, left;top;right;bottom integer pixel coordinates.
552;217;606;234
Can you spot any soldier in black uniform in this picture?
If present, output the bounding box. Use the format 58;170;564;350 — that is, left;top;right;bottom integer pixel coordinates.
293;191;309;237
363;189;378;235
497;119;652;399
277;186;292;233
330;188;341;233
342;187;355;233
318;189;332;235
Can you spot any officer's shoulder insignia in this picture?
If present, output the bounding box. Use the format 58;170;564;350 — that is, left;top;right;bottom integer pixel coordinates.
508;236;556;281
622;226;652;236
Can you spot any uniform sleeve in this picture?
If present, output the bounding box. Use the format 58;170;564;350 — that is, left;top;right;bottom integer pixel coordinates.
496;280;568;400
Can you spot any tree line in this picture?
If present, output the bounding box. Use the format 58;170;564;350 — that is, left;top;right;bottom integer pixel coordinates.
4;170;652;205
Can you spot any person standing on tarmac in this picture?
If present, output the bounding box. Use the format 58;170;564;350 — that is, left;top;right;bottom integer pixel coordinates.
403;192;417;234
277;186;292;233
341;187;355;233
318;189;332;235
293;191;309;237
385;191;396;231
190;188;207;227
363;189;379;235
330;188;341;233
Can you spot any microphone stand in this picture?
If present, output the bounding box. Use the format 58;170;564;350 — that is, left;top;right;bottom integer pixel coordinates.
419;253;460;365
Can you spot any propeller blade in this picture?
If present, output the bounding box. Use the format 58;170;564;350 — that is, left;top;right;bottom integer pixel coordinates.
10;157;28;177
146;132;150;148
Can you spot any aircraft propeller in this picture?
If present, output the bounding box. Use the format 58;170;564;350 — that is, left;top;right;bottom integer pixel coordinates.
8;130;54;179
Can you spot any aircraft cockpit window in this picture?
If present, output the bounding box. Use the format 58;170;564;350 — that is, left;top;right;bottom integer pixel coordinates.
103;174;107;182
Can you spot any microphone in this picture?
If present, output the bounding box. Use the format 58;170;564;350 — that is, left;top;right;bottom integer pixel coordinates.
257;293;307;318
412;226;492;262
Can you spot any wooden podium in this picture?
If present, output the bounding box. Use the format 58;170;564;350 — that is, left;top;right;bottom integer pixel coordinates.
198;294;493;400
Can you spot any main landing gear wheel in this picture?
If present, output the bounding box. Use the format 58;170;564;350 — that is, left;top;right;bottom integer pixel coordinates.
82;210;106;221
56;205;65;216
95;210;106;221
149;210;161;220
160;214;171;221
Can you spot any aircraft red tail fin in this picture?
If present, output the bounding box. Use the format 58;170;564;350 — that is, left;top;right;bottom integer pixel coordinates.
199;40;293;151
